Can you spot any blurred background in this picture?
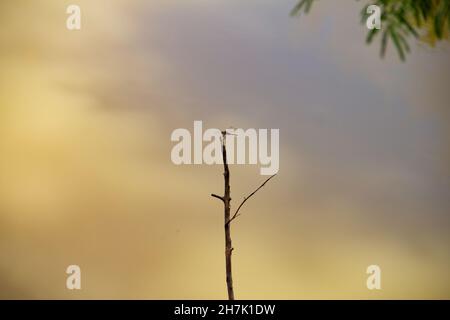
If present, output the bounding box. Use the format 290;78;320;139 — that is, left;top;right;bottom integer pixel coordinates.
0;0;449;299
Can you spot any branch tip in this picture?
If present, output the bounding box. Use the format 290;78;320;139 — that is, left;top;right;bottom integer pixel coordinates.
227;174;277;225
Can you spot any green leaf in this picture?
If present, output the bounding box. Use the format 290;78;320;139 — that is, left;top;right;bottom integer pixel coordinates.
290;0;315;16
389;28;406;61
366;28;379;44
380;28;389;58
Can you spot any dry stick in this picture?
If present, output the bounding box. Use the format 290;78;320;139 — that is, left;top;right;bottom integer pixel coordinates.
211;194;224;202
210;130;276;300
210;131;234;300
222;131;234;300
227;174;276;226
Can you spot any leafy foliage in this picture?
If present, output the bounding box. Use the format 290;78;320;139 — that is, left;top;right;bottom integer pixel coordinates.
292;0;450;61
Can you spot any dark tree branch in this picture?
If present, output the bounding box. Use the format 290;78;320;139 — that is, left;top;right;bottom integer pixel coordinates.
226;174;276;225
221;131;234;300
211;193;224;202
211;129;276;300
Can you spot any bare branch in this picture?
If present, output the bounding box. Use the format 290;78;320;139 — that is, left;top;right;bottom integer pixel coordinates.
215;128;276;299
221;130;234;299
211;193;224;202
226;174;276;225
